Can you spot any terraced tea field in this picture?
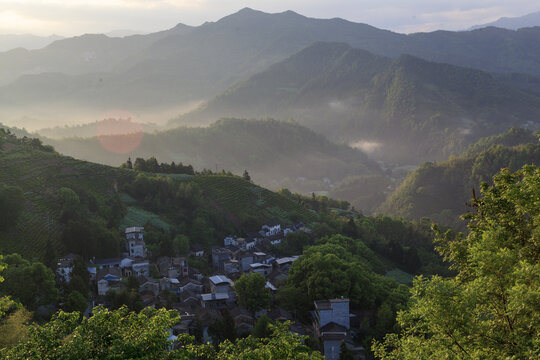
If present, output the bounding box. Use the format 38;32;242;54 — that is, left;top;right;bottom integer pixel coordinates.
191;176;318;226
0;143;133;260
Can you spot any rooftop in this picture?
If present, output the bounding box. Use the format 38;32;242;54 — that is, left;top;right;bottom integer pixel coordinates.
275;256;299;265
125;226;144;234
314;298;350;310
209;275;232;285
93;257;123;266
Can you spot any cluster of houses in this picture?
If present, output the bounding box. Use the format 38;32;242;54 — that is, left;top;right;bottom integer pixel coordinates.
55;223;364;359
211;222;305;279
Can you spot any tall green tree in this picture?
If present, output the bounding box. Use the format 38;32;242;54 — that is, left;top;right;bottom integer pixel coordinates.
0;254;57;311
235;273;271;312
373;165;540;359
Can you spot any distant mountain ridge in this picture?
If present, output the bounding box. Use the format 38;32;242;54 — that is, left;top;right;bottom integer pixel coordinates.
0;34;64;52
3;8;540;128
174;42;540;163
470;11;540;30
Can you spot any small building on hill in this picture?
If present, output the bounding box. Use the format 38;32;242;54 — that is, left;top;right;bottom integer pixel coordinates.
125;227;146;258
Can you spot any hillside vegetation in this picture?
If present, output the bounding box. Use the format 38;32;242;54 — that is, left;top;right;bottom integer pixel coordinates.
175;42;540;163
47;118;381;193
0;128;316;261
378;128;540;227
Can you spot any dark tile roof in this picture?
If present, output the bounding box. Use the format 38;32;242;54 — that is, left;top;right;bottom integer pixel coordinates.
320;322;348;333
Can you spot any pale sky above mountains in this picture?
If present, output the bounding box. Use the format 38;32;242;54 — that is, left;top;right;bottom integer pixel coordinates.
0;0;539;36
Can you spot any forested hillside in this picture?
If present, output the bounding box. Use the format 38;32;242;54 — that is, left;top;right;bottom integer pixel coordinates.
175;42;540;163
0;128;316;260
46;118;381;193
378;128;540;227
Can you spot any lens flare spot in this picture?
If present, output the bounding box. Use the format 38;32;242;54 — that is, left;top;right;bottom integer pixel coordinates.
96;110;143;154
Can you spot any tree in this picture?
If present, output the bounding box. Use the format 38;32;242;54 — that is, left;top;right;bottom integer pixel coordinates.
57;187;81;223
43;239;56;270
3;307;323;359
64;291;87;314
173;234;190;256
0;254;57;310
373;165;540;359
242;170;251;182
212;321;324;360
252;314;272;338
235;273;271;312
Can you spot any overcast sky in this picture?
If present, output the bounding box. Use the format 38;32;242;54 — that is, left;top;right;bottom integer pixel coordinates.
1;0;539;36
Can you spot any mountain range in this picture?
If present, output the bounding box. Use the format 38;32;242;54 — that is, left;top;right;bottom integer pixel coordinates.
3;8;540;129
175;42;540;163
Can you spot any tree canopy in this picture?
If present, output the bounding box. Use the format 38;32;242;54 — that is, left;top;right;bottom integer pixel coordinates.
234;273;271;312
373;165;540;359
3;306;323;359
0;254;57;311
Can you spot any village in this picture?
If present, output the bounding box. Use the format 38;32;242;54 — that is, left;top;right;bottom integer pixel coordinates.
55;223;364;360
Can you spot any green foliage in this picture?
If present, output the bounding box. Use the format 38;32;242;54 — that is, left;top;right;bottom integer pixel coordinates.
173;235;190;256
284;236;400;309
3;307;323;359
0;254;57;311
63;291;87;314
0;307;32;349
105;289;143;312
274;231;313;256
129;157;194;175
0;183;24;231
207;321;324;360
0;136;133;260
3;306;180;359
235;273;271;312
252;314;272;338
373;165;540;359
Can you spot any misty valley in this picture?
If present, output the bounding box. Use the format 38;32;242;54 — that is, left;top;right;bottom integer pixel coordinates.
0;7;538;360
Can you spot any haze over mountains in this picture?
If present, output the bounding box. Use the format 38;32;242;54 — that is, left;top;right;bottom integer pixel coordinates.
1;7;539;211
175;42;540;162
3;8;540;130
47;118;381;193
470;10;540;30
0;34;64;52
